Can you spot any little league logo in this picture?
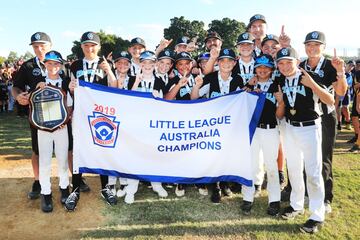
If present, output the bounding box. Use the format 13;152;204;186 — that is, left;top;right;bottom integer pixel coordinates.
88;112;120;148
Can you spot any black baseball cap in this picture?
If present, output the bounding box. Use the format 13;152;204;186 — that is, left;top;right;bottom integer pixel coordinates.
130;37;146;48
218;49;236;61
304;31;326;45
276;47;299;62
261;34;280;46
204;31;223;43
176;36;190;46
254;54;275;68
44;51;65;64
175;52;193;62
157;49;175;61
29;32;51;45
236;32;254;45
81;31;100;45
248;14;266;29
112;50;132;63
140;50;156;62
197;52;210;61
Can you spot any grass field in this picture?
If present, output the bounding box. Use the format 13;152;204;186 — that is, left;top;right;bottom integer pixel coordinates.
0;112;359;240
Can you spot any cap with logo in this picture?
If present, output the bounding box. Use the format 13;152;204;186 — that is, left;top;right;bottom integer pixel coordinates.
236;32;254;45
304;31;326;44
261;34;280;46
130;37;146;48
44;51;65;64
276;47;299;62
248;14;266;29
157;49;175;61
204;31;223;43
81;31;100;45
218;49;236;61
29;32;52;45
112;50;132;63
140;51;156;62
176;36;190;46
175;52;193;62
197;52;210;62
254;54;275;68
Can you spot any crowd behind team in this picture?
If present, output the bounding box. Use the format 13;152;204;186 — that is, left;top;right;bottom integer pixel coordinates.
5;14;360;234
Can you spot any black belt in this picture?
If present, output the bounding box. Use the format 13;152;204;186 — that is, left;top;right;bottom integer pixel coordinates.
286;119;317;127
257;123;277;129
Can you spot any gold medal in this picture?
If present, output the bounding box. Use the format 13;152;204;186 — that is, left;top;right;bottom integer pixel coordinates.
290;108;296;115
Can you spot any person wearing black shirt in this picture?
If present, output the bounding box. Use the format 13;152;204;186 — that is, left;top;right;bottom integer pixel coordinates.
239;54;282;216
276;47;334;234
12;32;52;200
65;31;117;211
299;31;347;214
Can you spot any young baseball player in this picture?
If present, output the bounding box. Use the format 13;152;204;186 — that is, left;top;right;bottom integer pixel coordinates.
240;54;281;216
35;51;71;212
202;31;223;75
191;48;243;203
107;50;135;197
276;47;334;234
156;49;175;85
299;31;347;214
12;32;52;200
128;37;146;76
65;31;117;211
121;50;168;204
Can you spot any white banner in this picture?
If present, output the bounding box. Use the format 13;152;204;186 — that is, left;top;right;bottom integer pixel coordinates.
73;81;265;186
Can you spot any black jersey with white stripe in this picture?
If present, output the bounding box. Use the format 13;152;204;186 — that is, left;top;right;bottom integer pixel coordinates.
231;59;255;85
128;73;166;98
256;80;279;126
198;71;244;99
70;58;109;86
299;58;337;115
165;74;197;100
276;70;325;122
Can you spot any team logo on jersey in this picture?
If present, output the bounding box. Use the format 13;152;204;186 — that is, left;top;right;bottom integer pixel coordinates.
318;70;324;78
32;68;42;76
281;48;288;56
87;32;94;40
88;112;120;148
35;33;41;40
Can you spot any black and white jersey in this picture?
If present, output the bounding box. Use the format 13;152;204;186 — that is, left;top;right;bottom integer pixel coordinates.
255;79;279;126
198;71;244;99
129;60;140;77
128;73;166;98
299;57;337;115
231;58;255;85
70;58;108;86
156;72;170;85
165;74;197;100
112;69;136;90
13;57;67;92
277;69;325;122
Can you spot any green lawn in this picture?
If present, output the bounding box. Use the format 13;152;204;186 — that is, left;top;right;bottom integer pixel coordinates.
1;112;359;239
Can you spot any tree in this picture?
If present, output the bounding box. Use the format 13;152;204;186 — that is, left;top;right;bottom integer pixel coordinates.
0;56;5;66
208;18;246;49
20;51;34;61
163;16;207;53
70;30;131;59
7;51;18;63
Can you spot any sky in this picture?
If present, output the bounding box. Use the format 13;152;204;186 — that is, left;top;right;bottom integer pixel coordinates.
0;0;359;59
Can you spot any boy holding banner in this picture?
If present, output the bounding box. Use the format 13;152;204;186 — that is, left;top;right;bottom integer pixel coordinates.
191;48;243;203
121;50;168;204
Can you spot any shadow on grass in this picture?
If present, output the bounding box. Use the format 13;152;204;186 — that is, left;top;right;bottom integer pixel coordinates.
0;112;32;159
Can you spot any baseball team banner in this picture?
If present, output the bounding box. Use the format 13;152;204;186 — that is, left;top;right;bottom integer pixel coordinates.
73;81;265;186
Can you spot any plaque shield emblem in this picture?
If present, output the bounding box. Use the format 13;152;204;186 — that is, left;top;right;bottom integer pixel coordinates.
29;85;69;132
